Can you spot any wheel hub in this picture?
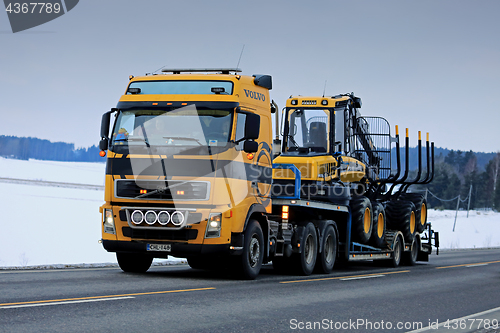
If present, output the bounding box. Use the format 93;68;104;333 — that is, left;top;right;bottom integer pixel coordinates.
248;237;260;268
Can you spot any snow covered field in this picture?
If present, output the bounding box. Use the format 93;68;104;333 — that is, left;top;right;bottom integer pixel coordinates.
427;209;500;249
0;157;499;269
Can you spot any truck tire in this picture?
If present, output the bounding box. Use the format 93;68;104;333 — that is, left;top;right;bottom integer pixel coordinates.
315;225;337;274
403;237;419;266
292;222;318;275
388;235;403;268
369;202;386;248
116;252;153;273
386;200;416;243
350;197;372;244
401;193;427;233
236;220;264;280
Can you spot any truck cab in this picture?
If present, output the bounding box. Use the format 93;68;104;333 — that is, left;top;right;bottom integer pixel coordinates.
99;69;274;278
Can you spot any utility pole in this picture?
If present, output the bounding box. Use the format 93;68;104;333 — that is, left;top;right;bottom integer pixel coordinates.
467;185;472;218
453;195;460;232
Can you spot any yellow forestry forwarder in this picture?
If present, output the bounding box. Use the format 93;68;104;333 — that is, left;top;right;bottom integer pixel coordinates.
271;93;439;273
98;70;439;279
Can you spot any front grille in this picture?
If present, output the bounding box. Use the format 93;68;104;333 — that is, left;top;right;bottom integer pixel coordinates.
115;180;209;200
122;227;198;241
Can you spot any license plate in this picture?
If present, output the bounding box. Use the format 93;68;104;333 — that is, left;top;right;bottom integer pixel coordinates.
147;243;171;252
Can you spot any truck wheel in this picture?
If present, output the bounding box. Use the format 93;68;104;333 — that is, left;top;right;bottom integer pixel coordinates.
403;237;419;266
116;252;153;273
386;200;416;243
350;197;372;244
401;193;427;233
293;222;318;275
388;235;403;268
237;220;264;280
315;225;337;274
369;202;386;248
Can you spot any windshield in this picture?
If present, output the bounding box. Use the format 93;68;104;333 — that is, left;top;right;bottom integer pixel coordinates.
111;105;232;149
286;108;330;153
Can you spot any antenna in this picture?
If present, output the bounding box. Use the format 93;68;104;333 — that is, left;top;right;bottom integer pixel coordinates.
236;44;245;69
149;65;167;75
322;80;327;97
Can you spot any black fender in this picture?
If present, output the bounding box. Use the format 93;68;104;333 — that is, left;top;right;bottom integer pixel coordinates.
231;203;270;260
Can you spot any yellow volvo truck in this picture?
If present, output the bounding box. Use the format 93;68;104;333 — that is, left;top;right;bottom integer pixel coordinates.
99;69;274;279
99;71;438;279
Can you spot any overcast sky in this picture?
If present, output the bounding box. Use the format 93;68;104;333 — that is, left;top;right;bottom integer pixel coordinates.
1;0;499;152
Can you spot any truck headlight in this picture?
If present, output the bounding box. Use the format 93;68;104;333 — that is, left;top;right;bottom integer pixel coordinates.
171;211;185;226
145;210;158;225
158;211;170;225
205;213;222;238
103;209;116;235
131;210;144;225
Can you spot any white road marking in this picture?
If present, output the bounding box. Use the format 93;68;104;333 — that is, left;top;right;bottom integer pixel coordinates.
340;274;385;281
0;296;134;309
465;263;489;268
407;306;500;332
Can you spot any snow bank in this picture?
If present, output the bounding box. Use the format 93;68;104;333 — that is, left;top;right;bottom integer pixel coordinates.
0;157;105;185
427;209;500;249
0;157;499;269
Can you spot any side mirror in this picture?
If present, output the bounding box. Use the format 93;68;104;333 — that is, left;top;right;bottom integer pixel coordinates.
270;100;277;114
243;140;258;153
253;75;272;90
244;113;260;140
354;97;362;109
101;112;112;139
99;138;109;151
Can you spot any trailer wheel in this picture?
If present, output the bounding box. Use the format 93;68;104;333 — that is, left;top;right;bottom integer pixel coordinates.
369;202;386;248
388;235;403;268
401;193;427;233
116;252;153;273
315;225;337;274
237;220;264;280
293;222;318;275
386;200;416;243
403;237;419;266
350;197;372;244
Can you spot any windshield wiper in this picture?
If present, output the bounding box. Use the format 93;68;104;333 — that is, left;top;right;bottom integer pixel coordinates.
163;136;203;146
126;136;151;147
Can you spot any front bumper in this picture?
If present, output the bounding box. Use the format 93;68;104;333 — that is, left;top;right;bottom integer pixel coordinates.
102;239;230;258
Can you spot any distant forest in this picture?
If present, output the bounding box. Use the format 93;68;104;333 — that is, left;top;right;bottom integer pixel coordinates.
389;146;500;210
414;149;500;211
1;135;499;210
0;135;102;162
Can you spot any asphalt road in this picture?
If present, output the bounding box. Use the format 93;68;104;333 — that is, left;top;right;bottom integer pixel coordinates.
1;249;500;333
